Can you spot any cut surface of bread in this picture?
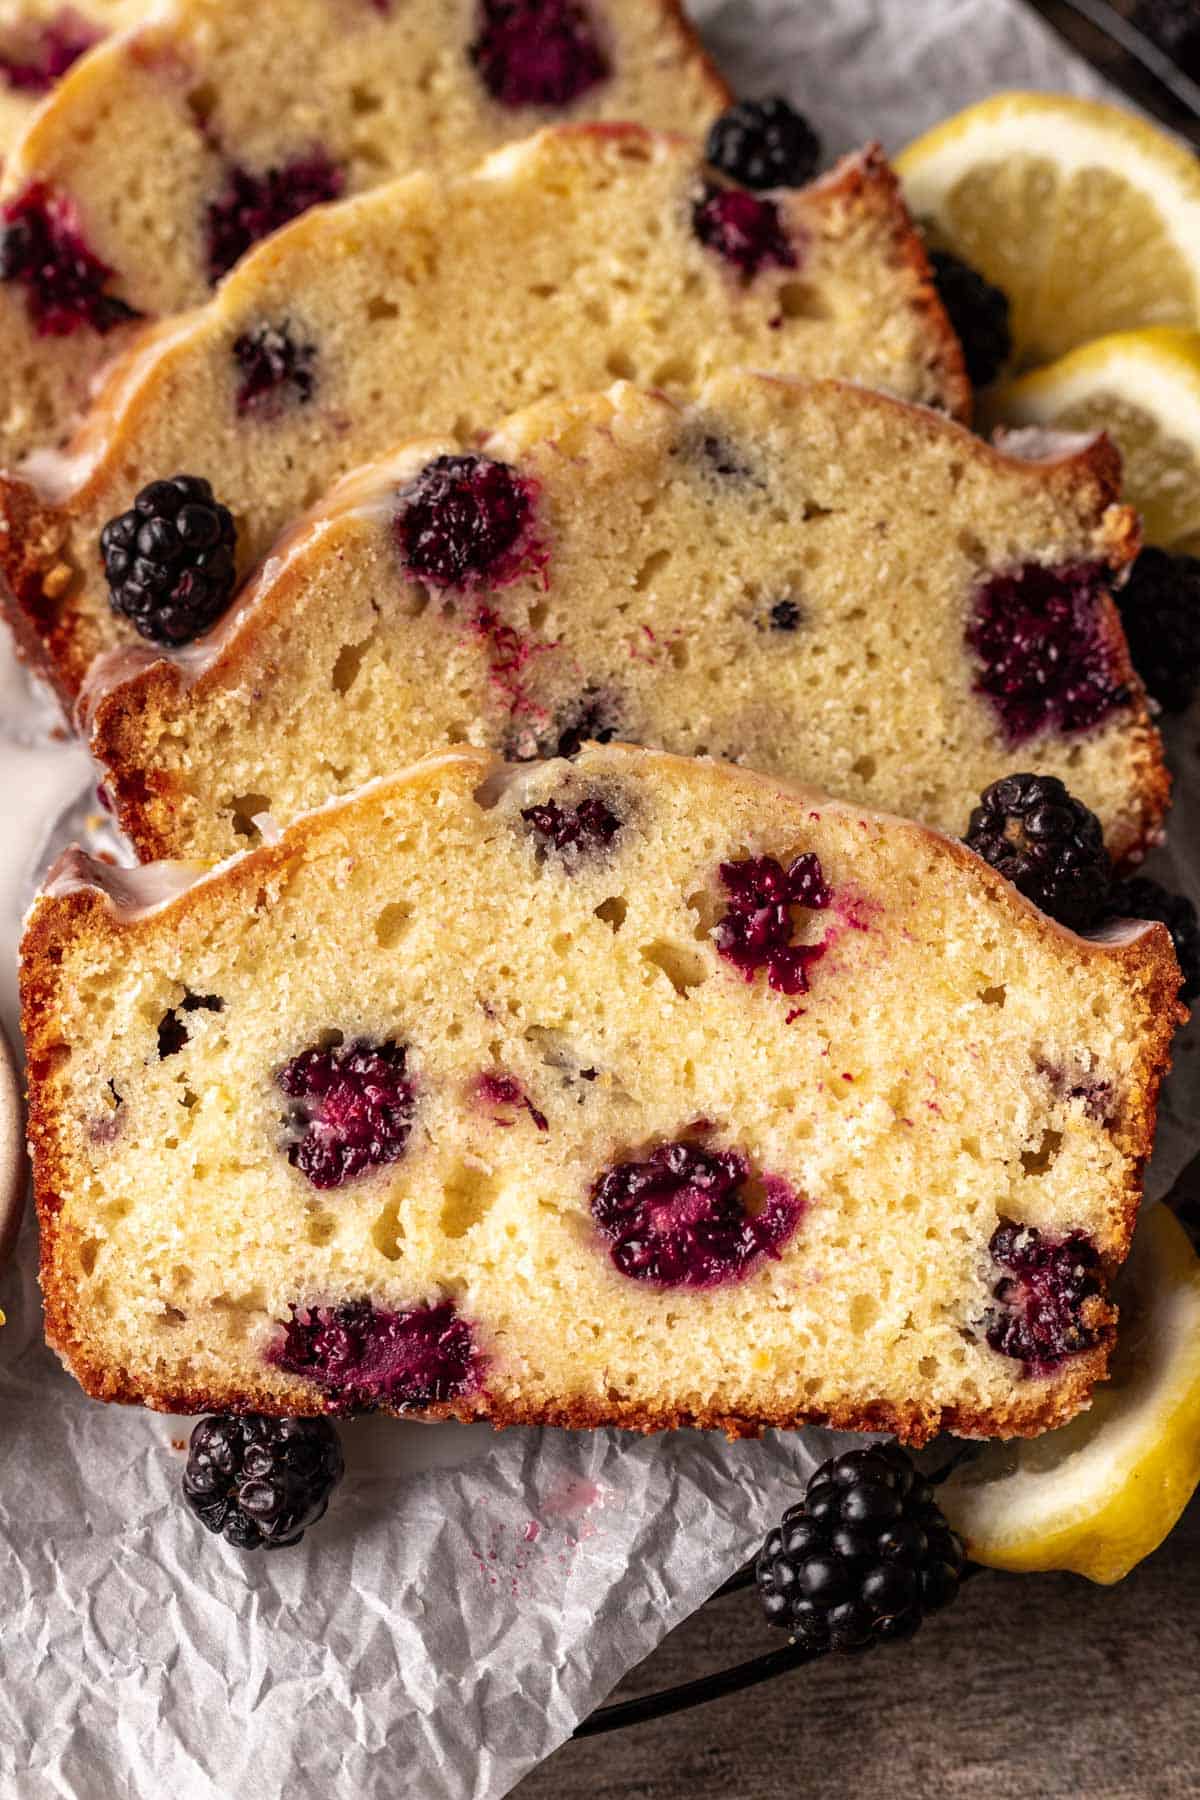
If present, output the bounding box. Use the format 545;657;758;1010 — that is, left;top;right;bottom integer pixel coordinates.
22;746;1181;1441
86;374;1164;869
0;2;140;151
0;0;726;463
0;127;967;699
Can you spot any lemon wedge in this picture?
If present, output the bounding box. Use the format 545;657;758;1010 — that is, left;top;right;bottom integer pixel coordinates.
987;328;1200;550
939;1205;1200;1584
897;92;1200;371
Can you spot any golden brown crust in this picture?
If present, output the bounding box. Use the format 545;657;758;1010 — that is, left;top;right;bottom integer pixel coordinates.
32;1334;1114;1447
843;145;972;426
0;473;86;709
649;0;733;113
22;747;1184;1439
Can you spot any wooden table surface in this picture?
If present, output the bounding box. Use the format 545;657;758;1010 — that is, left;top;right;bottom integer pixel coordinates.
523;1497;1200;1798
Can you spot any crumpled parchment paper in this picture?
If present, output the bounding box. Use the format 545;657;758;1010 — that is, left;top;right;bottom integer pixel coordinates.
1;5;1196;1797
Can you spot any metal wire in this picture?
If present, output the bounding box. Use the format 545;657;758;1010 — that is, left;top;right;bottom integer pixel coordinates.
1054;0;1200;124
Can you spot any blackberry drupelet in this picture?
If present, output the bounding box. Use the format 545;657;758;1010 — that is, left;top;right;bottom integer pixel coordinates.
967;560;1127;744
232;319;318;417
394;453;540;590
714;851;832;993
985;1220;1103;1370
590;1138;802;1288
469;0;610;107
206;152;344;284
1;183;141;337
0;11;100;93
100;475;237;646
521;794;621;855
1109;876;1200;1001
272;1298;482;1411
691;183;797;280
928;249;1011;389
705;97;821;190
757;1442;966;1649
182;1413;344;1550
156;990;224;1059
964;774;1111;931
277;1036;416;1189
1114;547;1200;715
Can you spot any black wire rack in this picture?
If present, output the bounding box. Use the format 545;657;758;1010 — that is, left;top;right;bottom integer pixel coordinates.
574;0;1200;1738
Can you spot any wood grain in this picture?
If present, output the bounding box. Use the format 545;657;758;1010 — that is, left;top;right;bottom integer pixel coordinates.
521;1495;1200;1797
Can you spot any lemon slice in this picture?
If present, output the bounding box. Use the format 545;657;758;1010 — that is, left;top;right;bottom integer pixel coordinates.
939;1205;1200;1584
897;92;1200;371
988;328;1200;550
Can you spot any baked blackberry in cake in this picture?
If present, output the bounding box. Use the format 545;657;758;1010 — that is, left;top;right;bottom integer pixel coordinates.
21;746;1181;1438
0;0;727;463
0;3;138;151
85;374;1162;868
0;126;967;700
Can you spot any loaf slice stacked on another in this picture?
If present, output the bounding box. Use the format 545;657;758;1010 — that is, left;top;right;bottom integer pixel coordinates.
0;0;728;463
85;374;1163;866
0;126;967;698
22;746;1181;1439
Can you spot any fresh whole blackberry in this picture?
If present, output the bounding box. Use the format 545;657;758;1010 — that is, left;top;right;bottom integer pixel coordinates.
1109;876;1200;1001
182;1413;344;1550
928;249;1012;389
705;97;821;190
100;474;238;646
757;1442;966;1650
1114;547;1200;715
964;774;1112;931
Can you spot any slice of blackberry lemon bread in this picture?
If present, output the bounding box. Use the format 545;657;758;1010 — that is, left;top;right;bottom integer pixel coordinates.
22;746;1181;1439
85;375;1163;869
0;126;967;701
0;0;727;464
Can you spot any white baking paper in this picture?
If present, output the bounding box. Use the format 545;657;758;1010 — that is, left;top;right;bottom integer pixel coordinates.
1;5;1196;1797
